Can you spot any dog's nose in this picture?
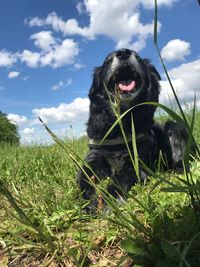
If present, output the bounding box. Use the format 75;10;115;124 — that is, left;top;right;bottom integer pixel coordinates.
116;49;131;60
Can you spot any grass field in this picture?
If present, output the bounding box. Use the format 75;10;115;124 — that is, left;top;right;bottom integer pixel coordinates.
0;111;200;267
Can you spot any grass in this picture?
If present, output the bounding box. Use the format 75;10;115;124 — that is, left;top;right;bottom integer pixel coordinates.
0;115;200;266
0;139;131;266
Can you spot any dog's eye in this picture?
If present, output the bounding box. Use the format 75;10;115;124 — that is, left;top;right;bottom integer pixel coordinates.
135;55;142;62
104;55;113;66
104;59;112;66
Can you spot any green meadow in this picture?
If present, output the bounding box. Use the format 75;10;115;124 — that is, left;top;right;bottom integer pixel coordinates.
0;111;200;266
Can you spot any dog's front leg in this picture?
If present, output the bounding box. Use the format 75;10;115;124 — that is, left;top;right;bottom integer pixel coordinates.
77;149;111;212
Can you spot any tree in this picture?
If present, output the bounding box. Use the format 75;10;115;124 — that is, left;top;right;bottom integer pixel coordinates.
0;111;20;145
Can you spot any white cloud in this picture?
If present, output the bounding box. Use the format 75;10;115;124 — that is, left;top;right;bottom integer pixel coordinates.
140;0;177;9
20;38;79;68
160;59;200;107
161;39;191;62
73;63;86;70
76;1;86;14
0;1;179;72
52;78;72;91
27;0;179;51
40;39;79;68
52;81;64;91
20;127;47;145
21;50;41;68
22;127;35;134
7;114;28;125
19;125;84;145
0;49;18;67
47;13;91;37
25;17;44;27
30;31;56;51
32;97;89;124
20;133;34;145
66;78;72;87
23;75;29;81
8;71;20;79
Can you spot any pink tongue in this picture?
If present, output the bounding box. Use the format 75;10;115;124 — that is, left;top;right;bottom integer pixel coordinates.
118;80;136;92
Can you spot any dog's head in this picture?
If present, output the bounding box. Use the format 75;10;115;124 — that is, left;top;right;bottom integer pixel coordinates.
89;49;161;105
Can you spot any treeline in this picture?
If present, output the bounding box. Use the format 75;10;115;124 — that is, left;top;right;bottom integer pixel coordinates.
0;111;20;145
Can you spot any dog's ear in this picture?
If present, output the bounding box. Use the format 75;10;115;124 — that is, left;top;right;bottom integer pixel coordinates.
88;67;102;100
143;59;161;81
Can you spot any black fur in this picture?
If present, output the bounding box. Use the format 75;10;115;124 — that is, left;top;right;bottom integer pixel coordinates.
78;49;190;211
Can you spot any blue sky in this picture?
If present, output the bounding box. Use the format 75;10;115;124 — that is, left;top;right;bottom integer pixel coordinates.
0;0;199;144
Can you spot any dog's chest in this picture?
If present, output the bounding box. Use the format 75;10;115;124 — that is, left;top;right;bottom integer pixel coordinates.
105;151;128;175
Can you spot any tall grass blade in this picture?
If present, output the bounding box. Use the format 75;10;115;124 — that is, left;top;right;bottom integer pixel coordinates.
39;117;101;187
0;180;56;251
131;113;139;178
153;0;200;157
179;231;200;267
101;85;141;180
99;106;133;146
140;102;186;126
137;102;199;156
154;0;158;45
184;96;196;165
0;180;35;227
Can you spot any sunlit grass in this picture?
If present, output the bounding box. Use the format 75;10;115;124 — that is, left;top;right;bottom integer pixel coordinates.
0;112;200;266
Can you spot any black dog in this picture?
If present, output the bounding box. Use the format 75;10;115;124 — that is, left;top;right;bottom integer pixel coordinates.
78;48;189;210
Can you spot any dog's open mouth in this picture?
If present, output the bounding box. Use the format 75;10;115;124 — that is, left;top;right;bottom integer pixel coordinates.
108;66;142;96
118;80;136;93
